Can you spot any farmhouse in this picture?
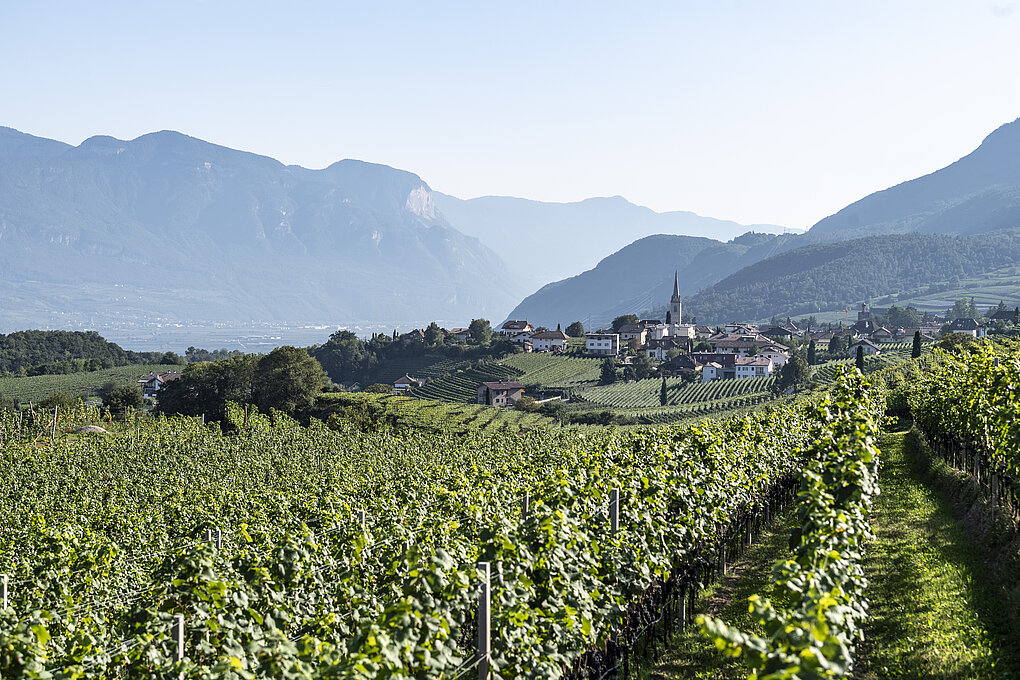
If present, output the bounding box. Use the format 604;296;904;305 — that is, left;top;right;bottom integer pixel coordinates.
393;374;423;393
138;371;182;399
531;329;569;352
476;381;525;407
499;320;534;336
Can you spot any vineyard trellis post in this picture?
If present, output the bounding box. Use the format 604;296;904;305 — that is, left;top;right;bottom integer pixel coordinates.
610;488;620;535
521;491;529;520
1;573;7;609
357;510;366;528
478;561;491;680
172;613;185;662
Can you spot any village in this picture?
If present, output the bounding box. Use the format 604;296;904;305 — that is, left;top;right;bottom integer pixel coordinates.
442;274;1004;407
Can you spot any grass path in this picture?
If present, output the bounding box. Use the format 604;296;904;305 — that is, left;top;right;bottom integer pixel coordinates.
640;508;800;680
854;426;1020;679
645;423;1020;680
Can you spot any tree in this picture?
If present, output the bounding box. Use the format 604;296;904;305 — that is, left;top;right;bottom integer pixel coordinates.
631;352;653;380
946;298;979;321
103;383;144;418
424;322;443;346
829;334;845;356
565;321;584;338
807;339;817;366
362;383;393;394
612;315;639;332
855;345;865;371
600;358;618;385
660;376;668;406
311;330;377;385
693;340;713;352
38;392;76;409
665;311;672;325
514;395;539;412
778;356;809;390
469;318;492;344
911;330;922;359
253;346;327;415
157;355;257;421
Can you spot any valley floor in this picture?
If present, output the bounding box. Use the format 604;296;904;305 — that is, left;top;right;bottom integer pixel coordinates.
644;423;1020;680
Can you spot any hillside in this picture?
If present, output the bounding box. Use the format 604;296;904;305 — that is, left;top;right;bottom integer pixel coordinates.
0;127;524;332
434;193;794;285
505;118;1020;326
809;117;1020;237
504;232;794;328
684;230;1020;323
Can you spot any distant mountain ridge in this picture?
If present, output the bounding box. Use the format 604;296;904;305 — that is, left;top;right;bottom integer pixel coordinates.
505;231;795;328
434;193;796;285
508;117;1020;327
809;117;1020;237
0;127;524;331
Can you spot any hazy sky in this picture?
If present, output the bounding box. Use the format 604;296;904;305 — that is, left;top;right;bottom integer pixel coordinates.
3;1;1020;229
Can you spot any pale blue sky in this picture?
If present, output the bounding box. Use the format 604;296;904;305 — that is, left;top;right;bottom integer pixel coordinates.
3;1;1020;229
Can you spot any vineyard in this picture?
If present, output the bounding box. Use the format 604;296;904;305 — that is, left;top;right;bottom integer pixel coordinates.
0;369;882;679
497;354;602;389
405;363;523;402
812;347;914;385
908;341;1020;512
318;392;558;434
369;356;473;386
575;375;777;409
0;364;181;404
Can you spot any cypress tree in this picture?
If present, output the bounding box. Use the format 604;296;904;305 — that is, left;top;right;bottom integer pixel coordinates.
807;339;817;366
855;344;865;371
665;311;672;325
660;375;668;406
911;330;922;359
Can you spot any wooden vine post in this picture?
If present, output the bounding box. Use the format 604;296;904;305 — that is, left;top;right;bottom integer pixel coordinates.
478;561;491;680
172;613;185;662
1;573;7;610
521;491;530;520
610;488;620;535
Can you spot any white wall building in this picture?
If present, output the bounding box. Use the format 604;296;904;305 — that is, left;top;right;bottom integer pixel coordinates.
585;333;620;357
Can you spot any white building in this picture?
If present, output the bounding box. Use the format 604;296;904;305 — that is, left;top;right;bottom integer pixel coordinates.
586;333;620;357
735;357;773;379
531;330;569;352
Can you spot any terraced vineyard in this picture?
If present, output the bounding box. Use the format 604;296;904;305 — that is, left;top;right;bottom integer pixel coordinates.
576;375;777;409
406;362;524;402
813;347;914;385
370;356;472;385
498;354;602;388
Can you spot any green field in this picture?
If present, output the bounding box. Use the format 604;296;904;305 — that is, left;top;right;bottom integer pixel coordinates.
0;363;181;403
498;353;602;388
790;266;1020;325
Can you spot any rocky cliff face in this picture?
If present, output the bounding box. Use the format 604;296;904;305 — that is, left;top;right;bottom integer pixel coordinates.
0;128;524;330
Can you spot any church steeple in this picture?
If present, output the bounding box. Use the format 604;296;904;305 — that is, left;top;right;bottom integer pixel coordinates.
670;270;682;325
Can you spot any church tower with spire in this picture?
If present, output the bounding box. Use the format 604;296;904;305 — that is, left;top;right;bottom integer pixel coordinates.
670;271;682;325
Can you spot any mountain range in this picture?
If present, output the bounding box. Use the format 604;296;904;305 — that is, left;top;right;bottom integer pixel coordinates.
0;127;524;332
433;193;794;285
509;117;1020;326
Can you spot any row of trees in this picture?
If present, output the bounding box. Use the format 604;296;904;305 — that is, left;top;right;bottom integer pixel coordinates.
157;347;327;422
310;321;519;386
